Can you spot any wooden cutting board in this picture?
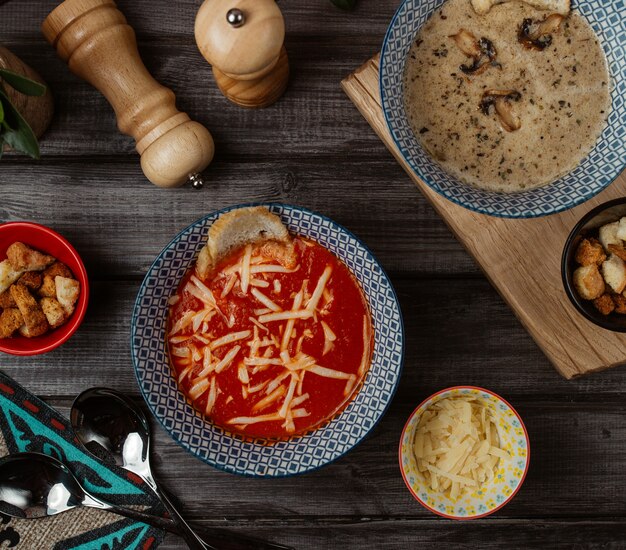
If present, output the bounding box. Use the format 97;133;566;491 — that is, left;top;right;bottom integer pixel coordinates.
342;54;626;379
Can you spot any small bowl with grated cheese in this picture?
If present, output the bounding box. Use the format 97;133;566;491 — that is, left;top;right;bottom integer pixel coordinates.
399;387;529;520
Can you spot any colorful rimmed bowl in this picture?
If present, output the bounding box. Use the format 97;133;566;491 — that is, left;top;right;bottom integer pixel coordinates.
0;222;89;356
131;203;405;477
381;0;626;218
399;387;530;519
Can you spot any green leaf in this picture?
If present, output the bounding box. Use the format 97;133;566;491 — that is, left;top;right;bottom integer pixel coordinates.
330;0;357;10
0;88;40;159
0;69;46;97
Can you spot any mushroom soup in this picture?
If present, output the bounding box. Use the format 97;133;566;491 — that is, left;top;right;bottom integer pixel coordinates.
403;0;611;193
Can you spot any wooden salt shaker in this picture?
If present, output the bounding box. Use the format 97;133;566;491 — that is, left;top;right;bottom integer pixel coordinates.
195;0;289;109
42;0;215;189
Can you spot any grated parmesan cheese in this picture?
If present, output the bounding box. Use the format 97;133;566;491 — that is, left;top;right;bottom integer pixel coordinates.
306;266;332;312
209;331;251;350
412;396;511;502
240;245;252;294
251;288;282;312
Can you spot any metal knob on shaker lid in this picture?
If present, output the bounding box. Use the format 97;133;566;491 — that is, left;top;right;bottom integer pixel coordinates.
195;0;289;108
226;8;246;28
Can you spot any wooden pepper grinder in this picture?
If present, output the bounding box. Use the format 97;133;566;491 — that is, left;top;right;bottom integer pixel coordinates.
195;0;289;109
42;0;215;189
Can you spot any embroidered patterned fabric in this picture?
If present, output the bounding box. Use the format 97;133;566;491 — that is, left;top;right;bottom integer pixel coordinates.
0;371;166;550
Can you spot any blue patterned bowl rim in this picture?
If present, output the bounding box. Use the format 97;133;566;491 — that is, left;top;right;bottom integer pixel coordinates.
380;0;626;218
131;203;405;477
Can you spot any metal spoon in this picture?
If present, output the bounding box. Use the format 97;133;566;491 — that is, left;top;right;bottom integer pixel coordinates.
0;452;176;531
71;388;293;550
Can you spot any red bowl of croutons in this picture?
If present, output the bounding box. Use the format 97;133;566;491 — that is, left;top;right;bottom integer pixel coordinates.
562;199;626;332
0;222;89;355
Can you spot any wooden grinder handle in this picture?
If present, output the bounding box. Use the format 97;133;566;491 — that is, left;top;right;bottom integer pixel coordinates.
42;0;214;188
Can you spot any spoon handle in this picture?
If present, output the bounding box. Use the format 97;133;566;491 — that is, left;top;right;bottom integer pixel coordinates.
153;485;215;549
83;492;179;533
155;483;294;550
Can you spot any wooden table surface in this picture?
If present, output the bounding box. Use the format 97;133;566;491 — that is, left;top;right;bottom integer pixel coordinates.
1;1;625;548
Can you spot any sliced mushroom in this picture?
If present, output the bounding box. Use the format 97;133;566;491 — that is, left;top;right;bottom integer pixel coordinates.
451;29;482;58
450;29;500;76
480;90;522;132
518;14;565;50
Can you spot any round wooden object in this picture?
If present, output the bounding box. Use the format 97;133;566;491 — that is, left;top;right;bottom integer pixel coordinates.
195;0;288;108
0;46;54;141
212;46;289;109
42;0;214;188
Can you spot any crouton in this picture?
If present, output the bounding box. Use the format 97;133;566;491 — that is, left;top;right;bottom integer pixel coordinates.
0;308;23;338
6;242;55;272
616;217;626;241
601;255;626;294
43;262;73;280
575;238;606;266
573;264;605;300
9;284;48;338
18;325;36;338
18;271;42;290
612;293;626;315
196;207;291;279
593;294;615;316
0;259;24;294
608;244;626;263
38;275;57;298
470;0;570;15
0;289;15;309
55;277;80;315
598;222;623;253
40;297;66;329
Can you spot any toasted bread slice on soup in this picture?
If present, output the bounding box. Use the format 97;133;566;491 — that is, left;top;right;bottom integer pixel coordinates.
470;0;570;15
196;207;291;279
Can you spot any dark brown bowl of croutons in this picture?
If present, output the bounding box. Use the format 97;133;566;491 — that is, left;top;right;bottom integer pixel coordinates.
0;222;89;355
562;199;626;332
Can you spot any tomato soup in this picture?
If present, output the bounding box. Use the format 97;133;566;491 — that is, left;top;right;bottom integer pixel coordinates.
167;237;373;439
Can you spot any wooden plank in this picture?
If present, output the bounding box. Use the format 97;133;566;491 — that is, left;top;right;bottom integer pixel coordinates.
3;279;624;397
0;160;478;277
0;1;399;39
0;40;385;157
342;56;626;380
156;520;626;550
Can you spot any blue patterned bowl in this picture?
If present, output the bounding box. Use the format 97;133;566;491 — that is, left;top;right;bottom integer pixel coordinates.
381;0;626;218
131;204;405;477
